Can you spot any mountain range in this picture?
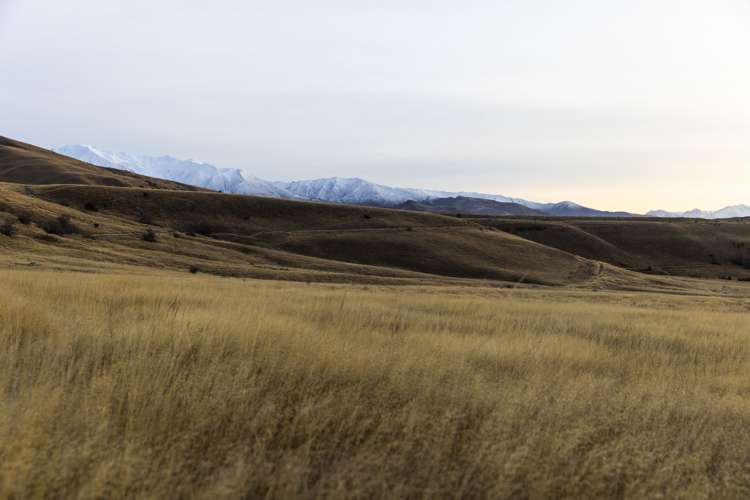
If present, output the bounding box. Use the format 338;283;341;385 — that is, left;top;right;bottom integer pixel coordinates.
396;197;545;216
646;206;750;219
55;145;748;219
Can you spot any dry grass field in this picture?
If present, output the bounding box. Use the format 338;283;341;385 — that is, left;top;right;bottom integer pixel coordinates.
3;268;750;499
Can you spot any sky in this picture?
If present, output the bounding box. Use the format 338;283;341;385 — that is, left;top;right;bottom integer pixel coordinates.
1;0;749;212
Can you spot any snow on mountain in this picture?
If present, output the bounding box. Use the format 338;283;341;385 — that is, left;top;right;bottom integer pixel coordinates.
647;205;750;219
55;145;294;198
278;177;545;208
55;145;649;216
280;177;430;205
54;145;547;207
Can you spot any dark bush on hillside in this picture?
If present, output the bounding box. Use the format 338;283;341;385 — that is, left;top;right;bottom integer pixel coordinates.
142;229;157;242
42;215;80;236
180;220;230;236
363;214;372;220
83;202;98;212
730;254;750;269
15;211;31;225
189;266;200;274
0;219;16;237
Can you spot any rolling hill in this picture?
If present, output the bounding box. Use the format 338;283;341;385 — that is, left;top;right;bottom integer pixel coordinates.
395;197;544;216
0;137;202;191
475;217;750;280
0;135;749;293
55;144;629;214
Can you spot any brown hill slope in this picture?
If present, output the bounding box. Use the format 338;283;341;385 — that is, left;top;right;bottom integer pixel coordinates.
1;136;748;292
0;181;659;288
0;136;201;190
25;184;593;285
396;196;544;216
477;217;750;280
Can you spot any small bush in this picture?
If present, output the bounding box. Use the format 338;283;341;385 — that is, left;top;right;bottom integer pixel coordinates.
181;221;226;236
0;220;16;237
189;266;200;274
15;211;31;225
42;215;79;236
142;229;158;242
363;214;372;220
730;254;750;269
83;202;98;212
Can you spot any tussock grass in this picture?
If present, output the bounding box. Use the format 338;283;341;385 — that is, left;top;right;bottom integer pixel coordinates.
2;270;750;498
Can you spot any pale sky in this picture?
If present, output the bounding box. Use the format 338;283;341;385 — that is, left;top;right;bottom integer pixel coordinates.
1;0;749;212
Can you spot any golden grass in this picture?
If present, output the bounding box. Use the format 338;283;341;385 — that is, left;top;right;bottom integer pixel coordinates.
2;269;750;499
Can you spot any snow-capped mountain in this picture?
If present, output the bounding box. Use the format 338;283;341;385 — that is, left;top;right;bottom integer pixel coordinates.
54;145;295;198
281;177;435;205
278;177;541;207
55;145;547;207
55;144;641;217
647;205;750;219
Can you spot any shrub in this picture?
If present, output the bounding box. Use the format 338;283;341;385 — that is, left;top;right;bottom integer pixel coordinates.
181;221;226;236
363;214;372;220
0;220;16;237
142;229;158;242
189;266;200;274
15;211;31;225
730;254;750;269
42;215;79;236
83;202;98;212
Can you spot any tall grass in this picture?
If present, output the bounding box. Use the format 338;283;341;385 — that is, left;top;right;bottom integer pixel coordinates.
2;269;750;498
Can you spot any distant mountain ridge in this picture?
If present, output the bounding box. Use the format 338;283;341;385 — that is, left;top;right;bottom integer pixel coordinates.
55;145;558;210
647;206;750;219
56;144;742;219
396;197;545;216
55;145;292;198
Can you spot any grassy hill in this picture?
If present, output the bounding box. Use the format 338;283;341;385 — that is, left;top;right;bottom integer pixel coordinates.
1;135;750;293
0;136;201;190
476;217;750;280
395;196;544;216
1;182;608;287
